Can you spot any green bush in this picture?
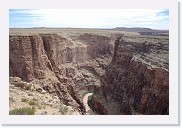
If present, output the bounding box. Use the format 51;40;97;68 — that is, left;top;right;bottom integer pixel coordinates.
9;107;35;115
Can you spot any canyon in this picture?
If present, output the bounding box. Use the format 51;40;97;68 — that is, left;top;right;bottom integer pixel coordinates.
9;28;169;115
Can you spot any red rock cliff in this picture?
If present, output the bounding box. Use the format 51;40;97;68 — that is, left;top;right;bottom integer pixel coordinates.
9;33;115;114
9;35;49;81
92;36;169;115
10;33;114;81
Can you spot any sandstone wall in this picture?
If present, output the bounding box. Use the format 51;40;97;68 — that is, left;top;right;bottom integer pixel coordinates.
10;33;113;81
9;33;114;114
75;33;114;59
9;35;49;81
92;37;169;115
9;32;168;115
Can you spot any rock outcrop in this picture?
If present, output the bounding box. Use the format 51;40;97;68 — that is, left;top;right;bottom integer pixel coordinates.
9;33;114;81
9;77;81;115
9;35;48;81
9;32;114;114
92;36;169;115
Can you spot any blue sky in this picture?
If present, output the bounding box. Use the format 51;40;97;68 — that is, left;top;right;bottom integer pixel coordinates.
9;9;169;30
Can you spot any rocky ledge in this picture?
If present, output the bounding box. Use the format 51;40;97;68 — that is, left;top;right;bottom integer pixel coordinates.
92;36;169;115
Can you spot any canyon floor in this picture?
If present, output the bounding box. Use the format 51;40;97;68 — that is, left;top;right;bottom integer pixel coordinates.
9;28;169;115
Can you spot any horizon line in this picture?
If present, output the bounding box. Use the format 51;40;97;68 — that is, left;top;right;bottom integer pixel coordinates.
9;27;169;31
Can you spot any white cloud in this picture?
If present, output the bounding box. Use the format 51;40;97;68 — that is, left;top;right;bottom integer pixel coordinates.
10;9;169;29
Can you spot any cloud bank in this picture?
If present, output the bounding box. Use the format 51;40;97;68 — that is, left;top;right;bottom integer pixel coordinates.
9;9;169;30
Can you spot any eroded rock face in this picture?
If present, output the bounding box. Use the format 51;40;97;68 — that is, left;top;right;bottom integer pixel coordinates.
92;36;169;115
9;33;114;114
9;30;169;115
75;33;114;59
9;35;49;81
9;33;114;81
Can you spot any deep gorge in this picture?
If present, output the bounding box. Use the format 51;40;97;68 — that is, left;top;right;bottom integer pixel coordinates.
9;30;169;115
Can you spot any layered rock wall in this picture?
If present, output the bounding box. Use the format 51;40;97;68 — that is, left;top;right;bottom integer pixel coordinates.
9;33;114;114
75;33;114;59
92;37;169;115
10;33;113;81
9;32;169;115
9;35;49;81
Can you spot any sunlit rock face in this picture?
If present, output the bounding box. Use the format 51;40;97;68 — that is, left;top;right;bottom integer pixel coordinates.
9;32;115;115
9;33;114;81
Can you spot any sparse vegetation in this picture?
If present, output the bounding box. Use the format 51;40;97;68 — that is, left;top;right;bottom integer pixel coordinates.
9;80;65;115
24;84;32;90
11;82;25;88
9;97;15;103
9;107;35;115
21;98;28;102
28;99;38;106
59;106;69;114
28;93;33;96
37;105;46;109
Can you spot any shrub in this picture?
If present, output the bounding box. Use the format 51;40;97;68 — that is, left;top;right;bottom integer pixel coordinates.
21;98;28;102
28;101;36;105
28;99;37;106
9;97;15;103
9;107;35;115
24;84;32;90
28;93;33;96
59;106;69;114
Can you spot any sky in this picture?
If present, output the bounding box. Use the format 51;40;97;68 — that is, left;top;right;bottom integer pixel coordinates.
9;9;169;30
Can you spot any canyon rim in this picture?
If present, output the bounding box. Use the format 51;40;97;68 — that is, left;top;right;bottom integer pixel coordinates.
9;9;169;115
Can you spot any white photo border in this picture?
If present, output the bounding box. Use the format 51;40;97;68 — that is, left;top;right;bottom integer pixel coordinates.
0;0;179;125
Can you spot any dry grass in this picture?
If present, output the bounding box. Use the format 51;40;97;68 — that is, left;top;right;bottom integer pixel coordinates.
9;107;35;115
